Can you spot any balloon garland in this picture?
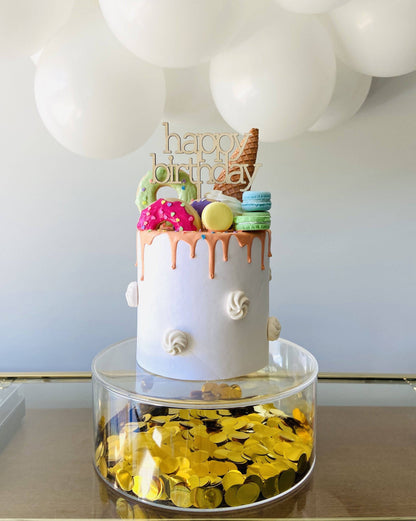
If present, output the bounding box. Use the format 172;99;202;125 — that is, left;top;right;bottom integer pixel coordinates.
1;0;416;158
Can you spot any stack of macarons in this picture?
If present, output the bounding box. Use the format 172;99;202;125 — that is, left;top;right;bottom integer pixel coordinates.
234;191;271;231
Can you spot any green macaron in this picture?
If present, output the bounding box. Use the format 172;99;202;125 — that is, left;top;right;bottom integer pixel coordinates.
234;211;271;231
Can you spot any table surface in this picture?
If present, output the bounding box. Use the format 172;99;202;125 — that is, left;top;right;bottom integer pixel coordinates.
0;377;415;520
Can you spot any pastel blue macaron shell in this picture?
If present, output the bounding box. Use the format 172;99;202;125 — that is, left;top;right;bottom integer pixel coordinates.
242;191;271;202
242;201;271;211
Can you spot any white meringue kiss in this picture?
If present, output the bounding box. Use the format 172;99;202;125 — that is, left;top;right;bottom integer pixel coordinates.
163;329;189;356
227;290;250;320
125;281;139;307
267;316;282;341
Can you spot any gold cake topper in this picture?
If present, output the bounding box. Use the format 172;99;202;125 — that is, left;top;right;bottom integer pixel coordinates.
150;122;262;200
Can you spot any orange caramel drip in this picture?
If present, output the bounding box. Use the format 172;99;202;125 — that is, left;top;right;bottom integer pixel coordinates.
267;229;272;258
138;230;270;280
220;233;232;262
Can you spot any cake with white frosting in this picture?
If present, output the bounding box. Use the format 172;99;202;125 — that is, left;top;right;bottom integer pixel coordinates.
126;126;281;381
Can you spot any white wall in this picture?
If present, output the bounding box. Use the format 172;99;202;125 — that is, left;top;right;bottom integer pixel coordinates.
1;56;415;373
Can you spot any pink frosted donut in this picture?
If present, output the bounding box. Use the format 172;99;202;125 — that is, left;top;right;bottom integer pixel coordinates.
137;198;202;232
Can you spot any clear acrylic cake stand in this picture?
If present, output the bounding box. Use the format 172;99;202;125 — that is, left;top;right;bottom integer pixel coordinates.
92;338;318;512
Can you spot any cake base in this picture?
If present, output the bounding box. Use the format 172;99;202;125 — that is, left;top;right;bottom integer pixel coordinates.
92;338;318;511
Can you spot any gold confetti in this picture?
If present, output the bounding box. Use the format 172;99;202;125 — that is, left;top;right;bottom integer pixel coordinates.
293;407;306;424
96;402;314;509
222;470;245;491
116;469;133;491
237;482;260;504
193;486;222;508
170;484;192;508
209;431;228;444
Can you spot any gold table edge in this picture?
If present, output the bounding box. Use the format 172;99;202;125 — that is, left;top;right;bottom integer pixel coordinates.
0;371;415;382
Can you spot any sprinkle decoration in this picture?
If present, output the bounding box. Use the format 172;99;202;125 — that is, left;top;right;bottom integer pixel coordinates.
137;200;199;234
95;396;313;509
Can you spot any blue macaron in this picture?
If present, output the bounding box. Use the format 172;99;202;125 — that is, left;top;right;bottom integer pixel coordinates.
242;191;271;212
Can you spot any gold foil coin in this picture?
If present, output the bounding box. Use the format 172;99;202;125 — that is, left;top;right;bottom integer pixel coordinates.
209;431;228;444
225;441;243;452
293;407;306;424
237;482;260;504
245;474;263;489
97;457;108;478
116;469;133;491
159;456;179;475
228;451;246;464
132;476;163;501
209;459;236;476
186;474;200;490
187;461;207;477
189;450;209;465
194;486;223;509
218;409;232;416
297;453;308;474
228;430;250;441
95;442;104;463
261;476;279;498
230;384;242;399
222;470;245;491
170;485;192;508
193;436;216;455
278;468;296;492
224;484;240;507
213;448;230;460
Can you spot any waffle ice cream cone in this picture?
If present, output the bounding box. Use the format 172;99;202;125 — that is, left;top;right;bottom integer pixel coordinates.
213;128;259;201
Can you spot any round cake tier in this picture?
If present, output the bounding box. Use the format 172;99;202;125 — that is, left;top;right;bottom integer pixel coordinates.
136;229;271;380
92;338;318;512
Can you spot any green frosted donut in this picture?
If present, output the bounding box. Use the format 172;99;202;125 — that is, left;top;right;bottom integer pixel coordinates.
135;168;197;212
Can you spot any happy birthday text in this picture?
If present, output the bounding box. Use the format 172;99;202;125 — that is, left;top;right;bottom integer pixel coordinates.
150;122;262;199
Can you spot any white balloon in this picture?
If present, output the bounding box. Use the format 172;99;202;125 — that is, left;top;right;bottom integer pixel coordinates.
0;0;73;58
276;0;349;14
30;0;101;67
324;0;416;77
99;0;254;68
30;49;43;67
70;0;100;16
210;9;336;142
310;60;371;131
34;12;165;159
164;63;229;130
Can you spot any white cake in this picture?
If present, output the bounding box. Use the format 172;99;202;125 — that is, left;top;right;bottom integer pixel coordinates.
128;228;276;381
125;125;281;381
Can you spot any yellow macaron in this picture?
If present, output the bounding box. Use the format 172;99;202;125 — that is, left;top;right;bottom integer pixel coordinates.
201;202;233;231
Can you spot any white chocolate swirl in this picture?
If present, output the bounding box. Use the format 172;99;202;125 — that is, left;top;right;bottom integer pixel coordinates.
267;316;282;341
204;190;243;216
227;290;250;320
125;281;139;307
163;329;189;355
